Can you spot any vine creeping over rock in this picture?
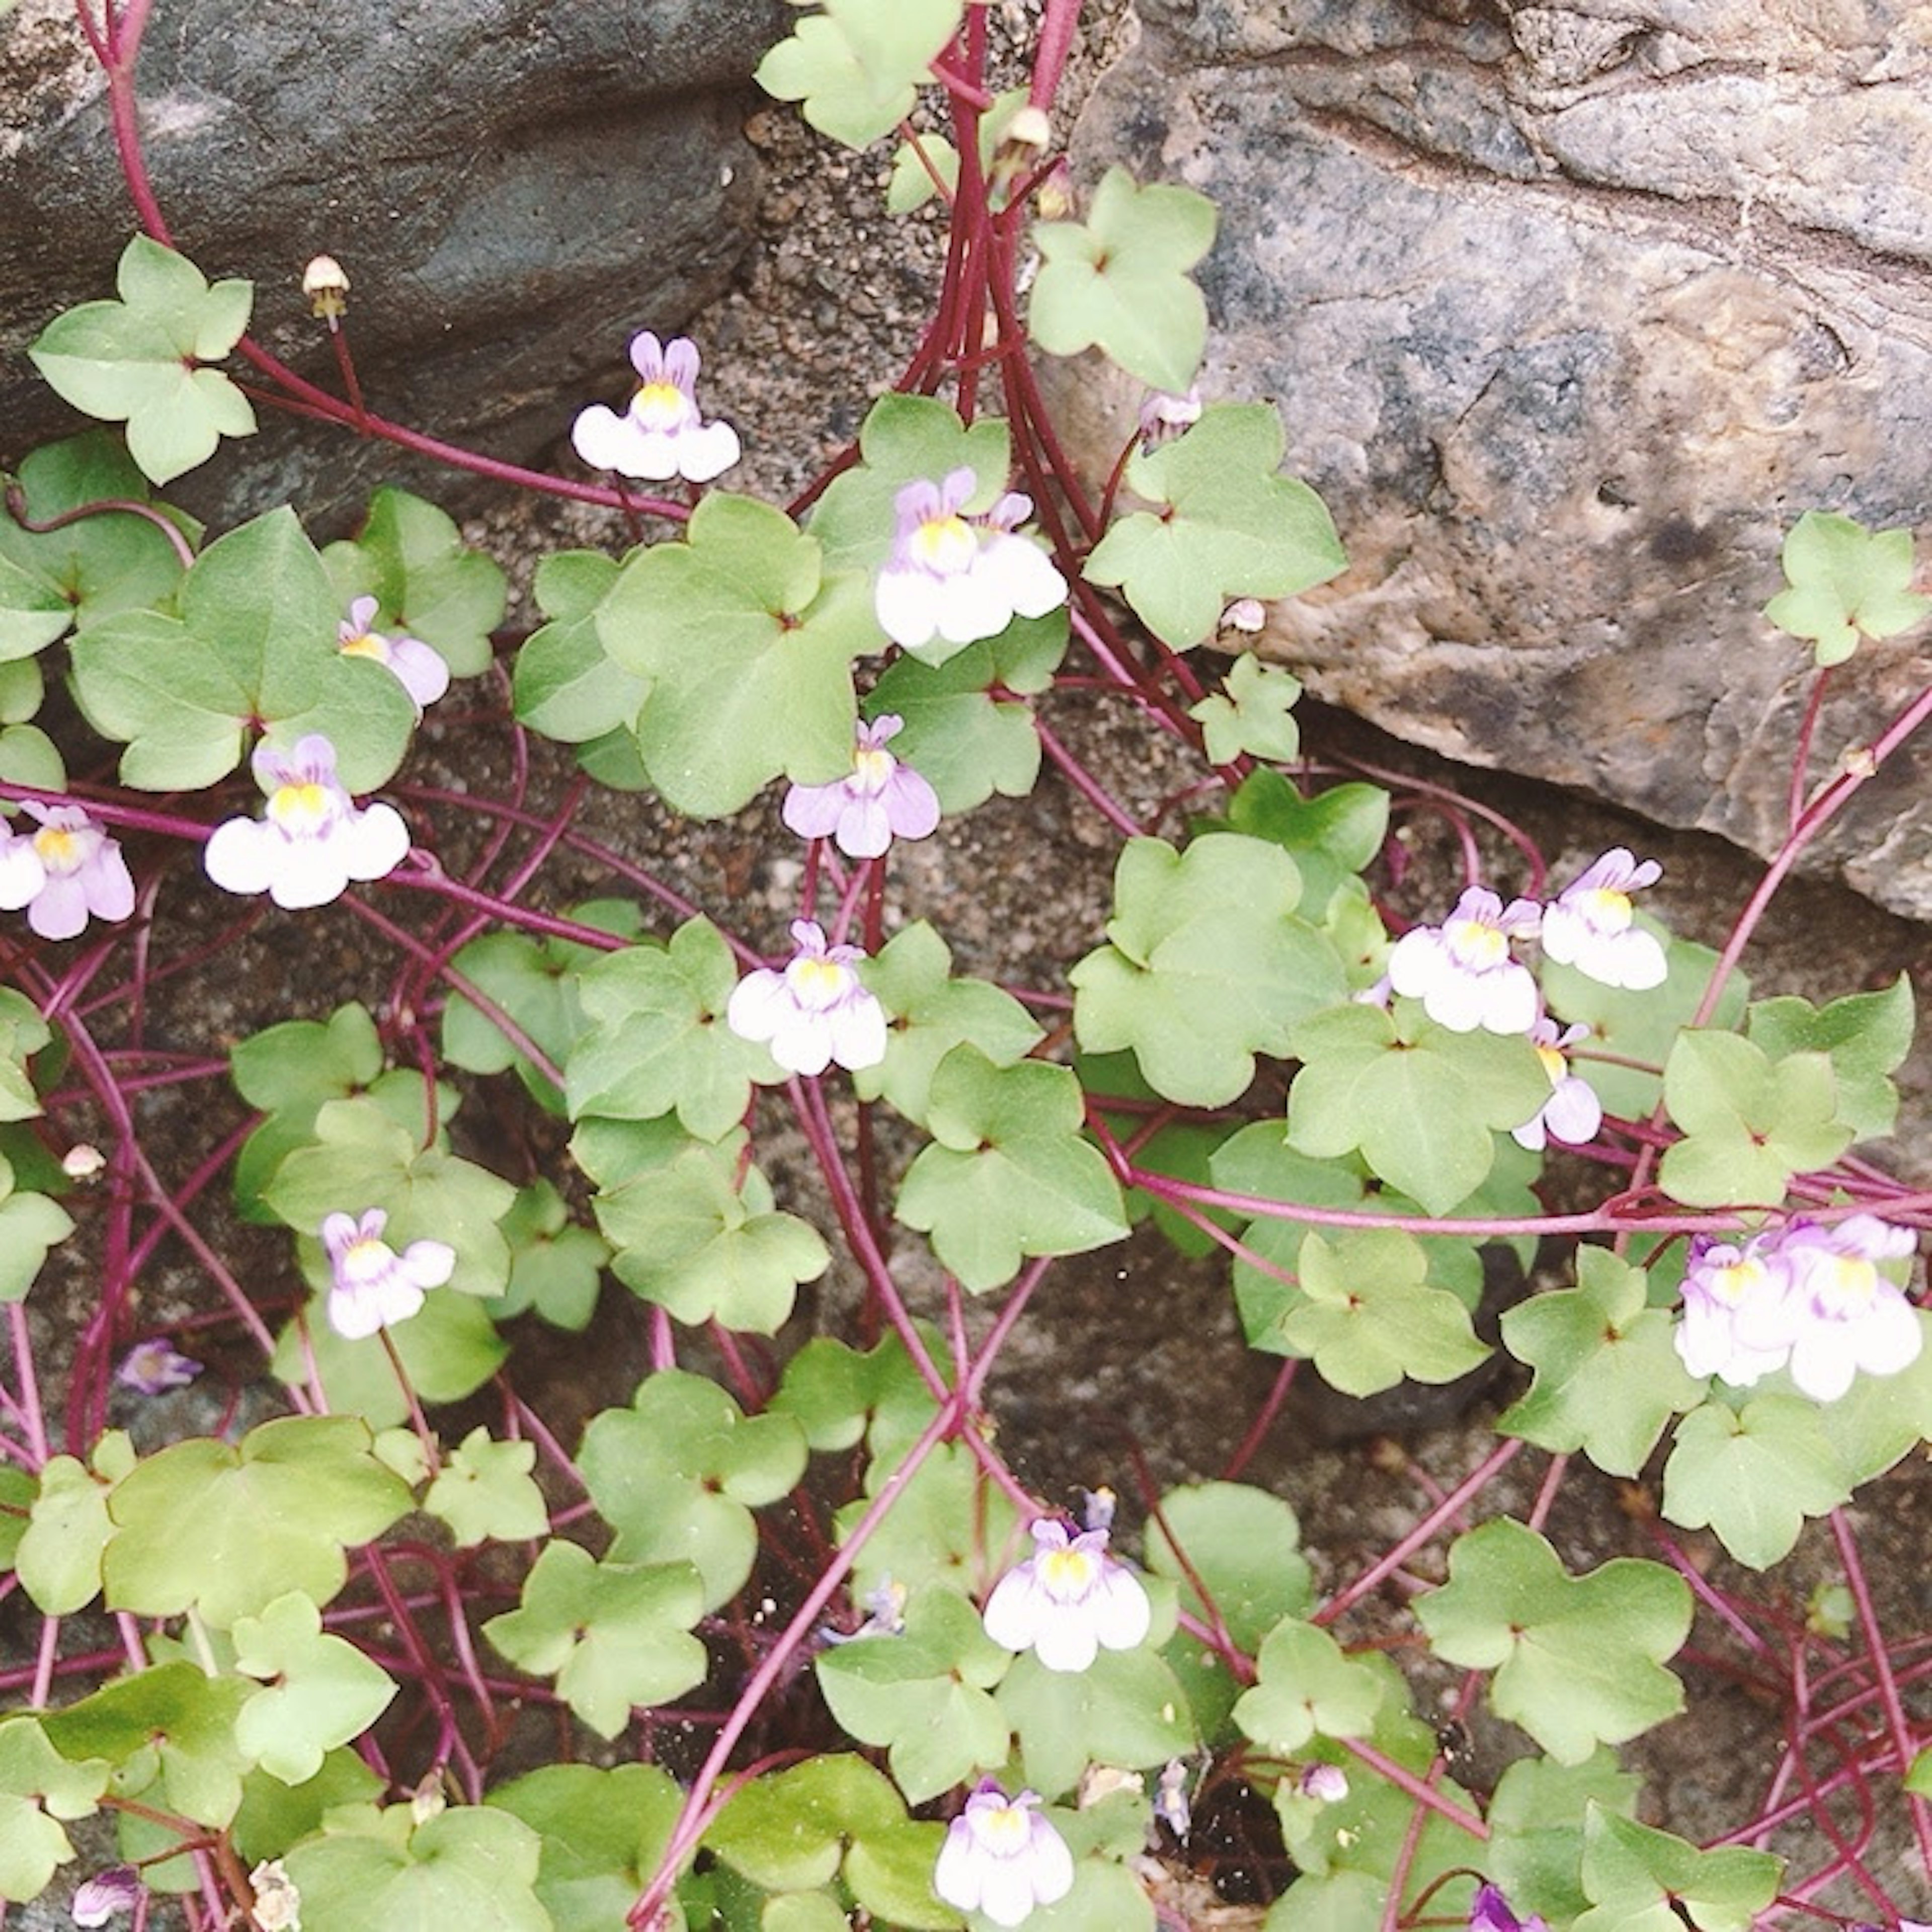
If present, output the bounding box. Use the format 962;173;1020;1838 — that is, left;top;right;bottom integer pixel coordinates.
2;3;1931;1930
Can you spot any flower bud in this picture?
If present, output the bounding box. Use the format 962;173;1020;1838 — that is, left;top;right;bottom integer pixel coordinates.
302;254;350;326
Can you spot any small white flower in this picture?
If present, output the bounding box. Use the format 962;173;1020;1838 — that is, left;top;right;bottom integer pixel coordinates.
1386;887;1542;1034
321;1208;455;1341
203;735;409;911
934;1783;1075;1928
1780;1215;1922;1403
338;595;450;713
1540;848;1667;990
0;800;136;941
1509;1018;1603;1151
874;467;1066;652
1672;1235;1796;1389
571;332;740;483
725;920;887;1077
781;714;940;859
982;1518;1152;1672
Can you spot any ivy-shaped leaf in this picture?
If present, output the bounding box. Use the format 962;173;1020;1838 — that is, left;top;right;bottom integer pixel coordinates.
322;486;506;678
1762;510;1930;667
512;549;648;743
1085;406;1345;649
1659;1032;1850;1208
1486;1750;1642;1927
836;1440;1018;1603
853;920;1043;1126
1217;768;1391;924
894;1044;1129;1292
1233;1616;1383;1752
1745;973;1914;1142
1071;834;1346;1108
773;1331;941;1461
13;1430;134;1615
579;1370;808;1609
424;1426;550;1547
497;1179;610;1331
1029;167;1216;393
1417;1519;1692;1764
1660;1394;1852;1570
1188;652;1303;763
997;1645;1197;1802
706;1755;905;1895
1575;1804;1781;1932
597;494;872;816
1499;1246;1705;1477
0;1716;111;1904
231;1590;398;1785
0;1151;73;1303
29;236;256;483
487;1763;690;1932
484;1544;706;1739
755;0;965;151
69;506;417;791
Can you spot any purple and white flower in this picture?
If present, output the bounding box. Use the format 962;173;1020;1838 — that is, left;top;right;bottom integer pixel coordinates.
1299;1763;1349;1804
1509;1017;1604;1151
1153;1759;1192;1838
114;1339;202;1396
338;595;450;713
981;1518;1152;1673
321;1207;455;1341
0;801;135;941
1469;1883;1549;1932
203;735;410;911
874;467;1066;652
1540;848;1667;990
933;1782;1075;1928
71;1866;142;1928
1673;1234;1798;1389
781;714;940;859
1386;887;1542;1034
571;332;741;484
1138;385;1202;448
1780;1214;1922;1403
726;920;887;1077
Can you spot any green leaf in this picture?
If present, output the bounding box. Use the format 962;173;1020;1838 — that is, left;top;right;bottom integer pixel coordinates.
265;1095;517;1298
1286;1001;1548;1216
596;1141;830;1334
284;1801;550;1932
1233;1617;1383;1751
568;917;776;1137
1275;1228;1488;1396
773;1331;940;1458
1762;510;1930;666
1071;835;1345;1107
1029;167;1216;392
488;1762;689;1932
853;920;1043;1125
1085;406;1346;649
755;0;965;150
836;1440;1019;1603
1486;1750;1642;1925
885;91;1026;214
1499;1246;1706;1476
1815;1309;1932;1482
1575;1805;1781;1932
1217;770;1391;923
512;549;649;742
1745;974;1914;1141
496;1179;609;1331
580;1369;808;1609
864;614;1066;811
998;1644;1197;1801
29;237;256;482
323;486;506;678
231;1590;398;1784
0;1463;32;1571
0;1185;73;1303
102;1414;411;1628
1143;1482;1313;1656
816;1586;1013;1803
425;1426;550;1546
485;1543;706;1738
15;1431;134;1615
69;506;417;791
0;723;65;792
232;1748;385;1868
0;1717;110;1903
1659;1032;1851;1207
894;1044;1129;1292
1417;1519;1691;1764
597;492;870;816
230;1001;385;1217
708;1755;905;1894
1660;1394;1852;1569
1189;653;1304;763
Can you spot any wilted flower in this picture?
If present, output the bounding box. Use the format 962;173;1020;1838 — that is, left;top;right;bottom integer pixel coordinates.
725;920;887;1076
571;332;740;483
1780;1214;1922;1402
781;714;940;859
1470;1883;1549;1932
0;800;136;940
203;735;409;910
933;1782;1075;1928
1509;1017;1603;1151
1079;1485;1116;1533
822;1576;908;1646
981;1518;1152;1672
248;1859;301;1932
70;1864;141;1927
114;1338;201;1396
1153;1759;1191;1839
874;467;1066;652
301;255;349;327
321;1208;455;1341
1386;887;1542;1034
1138;385;1202;447
1540;848;1667;990
338;596;449;713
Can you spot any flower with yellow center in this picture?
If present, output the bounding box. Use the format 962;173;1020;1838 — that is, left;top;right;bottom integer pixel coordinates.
1387;886;1542;1034
1542;848;1666;990
320;1207;455;1341
981;1517;1152;1673
781;715;940;859
0;799;136;941
933;1782;1074;1928
725;919;887;1076
571;331;740;482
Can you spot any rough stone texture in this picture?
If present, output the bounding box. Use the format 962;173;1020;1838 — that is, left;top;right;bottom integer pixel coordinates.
0;0;784;529
1059;1;1932;918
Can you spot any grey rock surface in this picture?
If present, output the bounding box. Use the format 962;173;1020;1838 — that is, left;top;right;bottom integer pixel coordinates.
1059;1;1932;918
1;0;784;530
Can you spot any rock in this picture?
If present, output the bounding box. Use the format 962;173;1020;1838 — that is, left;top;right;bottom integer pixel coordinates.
1060;2;1932;920
1;0;785;531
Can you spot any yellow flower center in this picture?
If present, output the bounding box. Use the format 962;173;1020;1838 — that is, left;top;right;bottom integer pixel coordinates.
790;955;847;1002
1038;1547;1099;1596
31;826;79;872
912;514;976;575
1446;917;1507;969
1534;1043;1568;1087
978;1805;1030;1854
267;783;332;835
1824;1254;1878;1307
852;747;894;790
340;630;390;663
632;379;687;430
1580;887;1632;930
342;1235;390;1278
1709;1256;1767;1307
